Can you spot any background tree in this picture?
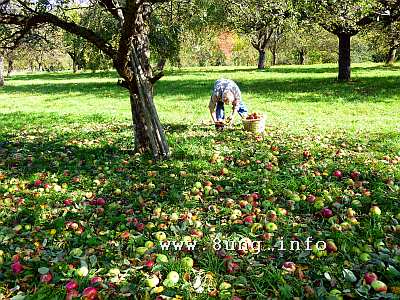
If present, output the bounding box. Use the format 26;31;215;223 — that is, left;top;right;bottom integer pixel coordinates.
224;0;292;70
0;0;170;159
297;0;400;81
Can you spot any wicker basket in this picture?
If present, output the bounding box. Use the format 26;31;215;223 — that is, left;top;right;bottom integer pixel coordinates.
242;117;265;133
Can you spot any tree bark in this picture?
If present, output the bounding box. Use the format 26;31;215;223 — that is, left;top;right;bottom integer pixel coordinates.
338;33;351;82
0;56;4;87
257;49;266;70
299;50;305;65
386;47;397;65
7;55;14;76
271;45;277;66
128;48;169;159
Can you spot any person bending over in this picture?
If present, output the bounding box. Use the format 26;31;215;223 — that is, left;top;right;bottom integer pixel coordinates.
209;78;248;127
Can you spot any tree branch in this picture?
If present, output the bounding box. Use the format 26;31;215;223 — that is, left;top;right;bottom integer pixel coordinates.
0;12;117;58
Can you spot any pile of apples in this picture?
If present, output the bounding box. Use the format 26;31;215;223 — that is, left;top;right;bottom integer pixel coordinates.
246;112;263;120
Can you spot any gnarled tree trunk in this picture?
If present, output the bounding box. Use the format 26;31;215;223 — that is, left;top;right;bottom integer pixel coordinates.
257;49;266;69
0;56;4;87
338;33;351;81
386;47;397;65
251;28;273;70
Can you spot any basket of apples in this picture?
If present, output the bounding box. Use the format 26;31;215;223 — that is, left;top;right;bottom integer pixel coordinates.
242;112;265;133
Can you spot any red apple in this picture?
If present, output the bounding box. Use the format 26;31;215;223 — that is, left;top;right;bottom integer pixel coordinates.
282;261;296;273
326;240;337;253
303;150;311;158
11;260;23;274
332;170;342;178
90;276;103;285
96;198;106;206
243;216;253;225
145;260;154;268
351;171;360;179
321;208;333;218
307;194;316;203
364;272;378;285
82;287;97;300
34;179;42;187
66;280;78;291
64;198;73;206
40;272;53;283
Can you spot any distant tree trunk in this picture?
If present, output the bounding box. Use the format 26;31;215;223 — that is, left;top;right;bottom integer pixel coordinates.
299;49;305;65
386;47;397;65
337;33;351;81
0;56;4;87
271;45;277;66
7;55;14;76
251;28;273;70
257;49;266;69
156;57;167;71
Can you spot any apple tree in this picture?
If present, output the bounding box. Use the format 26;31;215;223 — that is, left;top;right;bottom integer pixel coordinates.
223;0;292;69
296;0;400;81
0;0;170;159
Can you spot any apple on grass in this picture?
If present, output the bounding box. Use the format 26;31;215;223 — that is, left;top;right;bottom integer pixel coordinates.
82;287;97;300
66;280;78;291
181;257;194;269
371;280;387;293
145;275;160;288
364;272;378;285
40;272;53;283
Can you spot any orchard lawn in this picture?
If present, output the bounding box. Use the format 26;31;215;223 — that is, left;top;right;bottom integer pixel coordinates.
0;63;400;299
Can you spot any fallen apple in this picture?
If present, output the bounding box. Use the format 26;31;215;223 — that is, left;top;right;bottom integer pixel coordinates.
166;271;179;284
146;275;160;288
181;257;194;269
82;287;97;300
364;272;378;285
371;280;387;293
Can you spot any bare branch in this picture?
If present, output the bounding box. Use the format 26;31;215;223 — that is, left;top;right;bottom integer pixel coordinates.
0;12;117;58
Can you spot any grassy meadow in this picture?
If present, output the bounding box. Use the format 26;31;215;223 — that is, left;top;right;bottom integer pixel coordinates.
0;63;399;299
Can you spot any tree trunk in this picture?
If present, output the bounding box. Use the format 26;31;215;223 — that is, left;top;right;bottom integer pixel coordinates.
73;60;78;73
299;50;305;65
257;49;266;70
0;56;4;87
7;55;14;76
128;49;169;159
386;47;397;65
156;57;167;71
338;33;351;82
271;45;277;66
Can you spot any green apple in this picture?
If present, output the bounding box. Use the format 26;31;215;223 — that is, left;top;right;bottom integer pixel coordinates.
136;247;148;255
265;222;278;232
114;188;122;195
167;271;179;284
145;275;160;288
154;231;167;241
181;257;194;269
156;254;168;264
145;241;155;249
219;282;231;290
370;206;381;216
194;182;202;189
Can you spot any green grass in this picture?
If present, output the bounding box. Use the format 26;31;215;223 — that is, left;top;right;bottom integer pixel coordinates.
0;63;400;299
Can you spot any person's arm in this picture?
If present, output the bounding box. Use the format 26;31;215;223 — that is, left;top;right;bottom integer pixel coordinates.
228;101;239;125
209;95;218;123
